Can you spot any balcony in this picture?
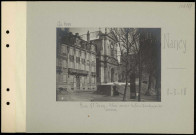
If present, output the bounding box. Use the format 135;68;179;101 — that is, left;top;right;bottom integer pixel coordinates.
68;68;88;76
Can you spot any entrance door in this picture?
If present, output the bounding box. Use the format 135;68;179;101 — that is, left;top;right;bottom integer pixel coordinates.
76;76;80;90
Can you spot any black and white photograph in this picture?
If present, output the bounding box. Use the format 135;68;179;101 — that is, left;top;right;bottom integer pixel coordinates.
2;1;194;133
56;28;161;102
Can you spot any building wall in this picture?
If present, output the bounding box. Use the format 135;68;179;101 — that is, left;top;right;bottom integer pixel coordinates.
95;32;119;84
57;29;121;91
56;32;96;91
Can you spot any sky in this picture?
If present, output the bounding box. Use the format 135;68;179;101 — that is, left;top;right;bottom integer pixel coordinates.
69;28;106;41
69;28;105;35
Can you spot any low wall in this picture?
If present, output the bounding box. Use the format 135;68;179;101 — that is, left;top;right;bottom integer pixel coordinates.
97;85;114;96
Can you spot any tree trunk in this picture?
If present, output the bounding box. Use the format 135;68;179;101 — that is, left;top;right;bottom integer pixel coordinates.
130;72;136;99
145;73;152;96
123;66;128;101
123;31;129;101
138;50;142;102
155;74;161;101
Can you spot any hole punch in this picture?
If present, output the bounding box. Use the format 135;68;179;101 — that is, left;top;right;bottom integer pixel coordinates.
6;88;10;91
6;102;10;105
6;44;9;48
6;30;9;34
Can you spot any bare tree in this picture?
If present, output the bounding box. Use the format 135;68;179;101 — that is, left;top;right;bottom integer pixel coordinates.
109;28;141;101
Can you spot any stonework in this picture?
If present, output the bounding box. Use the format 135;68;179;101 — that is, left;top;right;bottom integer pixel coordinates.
56;29;96;91
56;28;120;91
92;29;119;85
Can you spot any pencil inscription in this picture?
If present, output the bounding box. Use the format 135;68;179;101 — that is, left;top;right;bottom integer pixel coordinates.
164;33;186;53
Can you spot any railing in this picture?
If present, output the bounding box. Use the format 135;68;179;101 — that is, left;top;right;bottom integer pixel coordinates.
68;68;88;76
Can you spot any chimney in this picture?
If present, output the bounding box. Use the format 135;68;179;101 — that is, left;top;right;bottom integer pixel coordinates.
105;28;107;34
69;32;73;35
87;31;90;42
75;33;79;37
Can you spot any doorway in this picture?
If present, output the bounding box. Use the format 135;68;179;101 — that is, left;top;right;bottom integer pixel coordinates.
76;76;80;90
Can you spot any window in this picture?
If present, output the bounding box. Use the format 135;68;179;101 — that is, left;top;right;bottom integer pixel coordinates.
92;77;95;84
58;59;62;67
76;57;80;63
81;59;85;70
61;45;67;55
86;53;89;59
86;60;89;71
60;74;63;82
89;76;91;83
63;74;67;82
76;57;80;69
69;55;74;62
76;49;79;56
61;46;65;53
69;55;74;68
81;77;85;87
86;76;90;84
63;60;66;68
92;61;95;72
86;53;90;71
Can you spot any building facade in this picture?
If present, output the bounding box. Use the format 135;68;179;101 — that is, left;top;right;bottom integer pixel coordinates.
56;29;96;91
92;28;119;85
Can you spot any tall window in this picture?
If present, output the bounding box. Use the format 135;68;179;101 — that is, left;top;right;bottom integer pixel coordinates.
86;76;89;84
92;76;95;84
81;59;85;70
91;61;95;72
63;74;67;82
58;58;62;67
89;76;91;84
92;55;96;72
60;74;63;82
81;51;85;70
76;57;80;69
63;60;66;68
69;75;74;88
81;77;85;87
86;53;89;71
111;45;114;57
69;48;74;68
69;55;74;68
86;60;89;71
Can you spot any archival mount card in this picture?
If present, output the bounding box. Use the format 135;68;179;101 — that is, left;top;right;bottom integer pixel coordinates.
1;2;195;133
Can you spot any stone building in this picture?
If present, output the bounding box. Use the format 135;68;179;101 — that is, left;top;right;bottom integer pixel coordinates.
56;29;96;91
91;28;119;85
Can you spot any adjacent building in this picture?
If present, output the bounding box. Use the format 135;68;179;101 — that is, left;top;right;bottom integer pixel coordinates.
56;28;120;92
92;28;119;85
56;29;96;91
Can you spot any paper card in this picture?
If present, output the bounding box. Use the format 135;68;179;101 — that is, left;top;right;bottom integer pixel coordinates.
1;2;194;133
